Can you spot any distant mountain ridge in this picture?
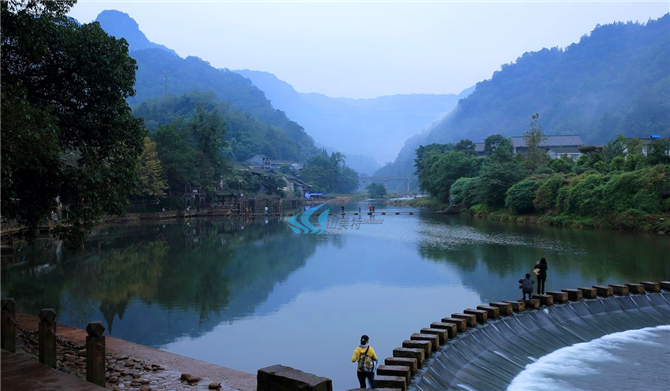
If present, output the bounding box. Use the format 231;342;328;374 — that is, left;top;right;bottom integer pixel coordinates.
94;10;317;163
377;14;670;183
235;69;474;164
96;10;175;54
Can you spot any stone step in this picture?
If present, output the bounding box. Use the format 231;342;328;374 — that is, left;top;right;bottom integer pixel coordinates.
660;281;670;291
561;289;583;301
377;365;411;384
609;284;629;295
578;287;597;299
464;308;488;324
532;294;554;306
384;357;417;376
374;375;407;391
451;313;477;327
476;305;500;319
520;299;540;309
430;322;458;337
641;281;660;293
392;348;424;368
625;283;645;294
410;333;439;352
547;291;569;303
419;328;448;344
503;301;525;312
440;318;466;333
490;302;513;316
402;340;431;358
593;285;613;297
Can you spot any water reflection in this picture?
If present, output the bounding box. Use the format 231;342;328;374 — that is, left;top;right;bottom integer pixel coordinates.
2;204;669;389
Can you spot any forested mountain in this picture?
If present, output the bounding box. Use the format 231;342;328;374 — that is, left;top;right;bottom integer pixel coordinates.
378;14;670;183
235;69;474;164
94;10;317;162
134;92;318;163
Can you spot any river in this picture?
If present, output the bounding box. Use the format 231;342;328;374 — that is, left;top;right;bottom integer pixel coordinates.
2;201;668;390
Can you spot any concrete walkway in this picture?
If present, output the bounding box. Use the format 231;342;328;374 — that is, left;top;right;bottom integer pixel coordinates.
1;349;104;391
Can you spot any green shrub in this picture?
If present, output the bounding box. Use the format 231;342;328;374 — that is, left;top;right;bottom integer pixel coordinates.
505;179;541;213
549;158;572;174
534;175;564;211
556;173;608;216
450;177;480;206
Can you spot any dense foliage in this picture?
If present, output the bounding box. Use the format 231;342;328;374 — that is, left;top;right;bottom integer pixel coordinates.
1;0;145;244
367;183;387;199
134;92;318;162
300;151;360;193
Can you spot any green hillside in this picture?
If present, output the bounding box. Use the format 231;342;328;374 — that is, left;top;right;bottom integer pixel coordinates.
380;15;670;184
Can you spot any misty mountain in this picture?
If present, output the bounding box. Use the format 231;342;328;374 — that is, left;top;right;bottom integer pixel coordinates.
378;14;670;183
235;69;474;164
96;10;175;54
94;10;318;163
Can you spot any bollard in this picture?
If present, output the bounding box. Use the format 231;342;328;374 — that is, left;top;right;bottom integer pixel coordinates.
38;308;57;368
1;298;16;352
86;321;106;387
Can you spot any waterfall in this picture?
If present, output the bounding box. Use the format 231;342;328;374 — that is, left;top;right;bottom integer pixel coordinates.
411;292;670;391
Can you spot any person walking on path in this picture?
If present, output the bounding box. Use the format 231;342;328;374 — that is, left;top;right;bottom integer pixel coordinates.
534;258;548;294
341;205;345;214
264;206;268;215
519;273;534;300
351;335;377;389
369;204;373;214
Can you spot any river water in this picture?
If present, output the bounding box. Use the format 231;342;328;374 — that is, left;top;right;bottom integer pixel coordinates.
2;201;668;390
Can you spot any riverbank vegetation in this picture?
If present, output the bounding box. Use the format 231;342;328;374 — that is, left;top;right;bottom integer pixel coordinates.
416;116;670;233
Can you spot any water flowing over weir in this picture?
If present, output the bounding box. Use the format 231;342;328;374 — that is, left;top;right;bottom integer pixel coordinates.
410;292;670;391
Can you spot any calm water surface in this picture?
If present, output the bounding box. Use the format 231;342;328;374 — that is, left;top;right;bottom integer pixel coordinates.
2;202;669;390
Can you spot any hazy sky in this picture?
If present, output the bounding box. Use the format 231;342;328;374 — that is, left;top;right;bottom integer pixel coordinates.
69;1;669;99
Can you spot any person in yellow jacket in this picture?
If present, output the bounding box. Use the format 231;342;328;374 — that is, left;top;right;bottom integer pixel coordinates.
351;334;377;388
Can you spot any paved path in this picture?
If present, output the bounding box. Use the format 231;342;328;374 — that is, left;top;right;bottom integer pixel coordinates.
1;349;104;391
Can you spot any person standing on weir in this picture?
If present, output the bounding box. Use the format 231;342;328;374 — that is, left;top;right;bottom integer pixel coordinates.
351;335;377;389
342;205;345;214
359;205;362;214
534;258;548;294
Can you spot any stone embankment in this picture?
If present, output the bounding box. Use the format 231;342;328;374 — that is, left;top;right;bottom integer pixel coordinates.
9;312;256;391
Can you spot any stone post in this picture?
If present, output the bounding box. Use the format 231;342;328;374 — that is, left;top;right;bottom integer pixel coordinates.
1;298;16;352
86;321;106;387
38;308;57;368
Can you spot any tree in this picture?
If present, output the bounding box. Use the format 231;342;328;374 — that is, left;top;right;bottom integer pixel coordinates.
137;137;168;198
484;134;505;155
420;151;480;202
1;0;145;244
367;183;387;199
522;114;549;172
646;139;670;166
505;179;541;213
454;139;476;155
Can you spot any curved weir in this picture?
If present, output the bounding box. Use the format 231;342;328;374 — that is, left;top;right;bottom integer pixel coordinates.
410;291;670;391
